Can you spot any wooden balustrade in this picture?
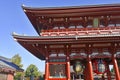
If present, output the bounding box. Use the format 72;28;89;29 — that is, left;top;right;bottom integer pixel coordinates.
41;26;120;36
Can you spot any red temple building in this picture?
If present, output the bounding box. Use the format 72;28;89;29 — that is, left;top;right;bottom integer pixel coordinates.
13;4;120;80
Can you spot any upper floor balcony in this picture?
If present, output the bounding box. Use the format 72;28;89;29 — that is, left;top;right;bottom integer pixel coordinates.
40;26;120;36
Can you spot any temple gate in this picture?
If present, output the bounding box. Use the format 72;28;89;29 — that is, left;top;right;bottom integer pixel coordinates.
13;4;120;80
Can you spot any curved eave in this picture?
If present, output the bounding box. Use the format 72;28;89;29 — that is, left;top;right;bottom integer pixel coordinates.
13;33;120;43
22;4;120;17
22;3;120;11
13;35;45;60
13;33;120;60
22;3;120;17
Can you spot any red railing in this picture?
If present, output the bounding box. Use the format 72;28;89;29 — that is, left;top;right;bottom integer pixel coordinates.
41;26;120;36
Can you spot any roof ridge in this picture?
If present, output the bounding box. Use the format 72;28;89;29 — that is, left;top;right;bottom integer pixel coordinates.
0;56;11;62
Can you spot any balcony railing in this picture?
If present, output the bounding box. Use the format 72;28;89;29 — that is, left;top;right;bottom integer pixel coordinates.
41;26;120;36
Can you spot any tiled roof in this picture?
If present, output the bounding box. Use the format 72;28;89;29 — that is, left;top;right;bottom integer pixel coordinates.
0;56;23;72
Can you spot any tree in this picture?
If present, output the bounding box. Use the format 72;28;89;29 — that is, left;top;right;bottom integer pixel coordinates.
25;64;42;78
11;54;23;68
11;54;24;80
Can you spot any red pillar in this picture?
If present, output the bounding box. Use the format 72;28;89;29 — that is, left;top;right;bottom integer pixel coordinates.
66;45;70;80
112;54;120;80
45;60;49;80
67;59;70;80
87;55;94;80
45;46;49;80
106;64;111;80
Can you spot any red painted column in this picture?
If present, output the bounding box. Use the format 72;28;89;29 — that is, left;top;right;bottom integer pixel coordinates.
106;64;111;80
67;59;70;80
112;54;120;80
87;55;94;80
45;58;49;80
66;45;70;80
45;45;49;80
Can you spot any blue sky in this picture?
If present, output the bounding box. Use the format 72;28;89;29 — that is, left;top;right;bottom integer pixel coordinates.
0;0;120;72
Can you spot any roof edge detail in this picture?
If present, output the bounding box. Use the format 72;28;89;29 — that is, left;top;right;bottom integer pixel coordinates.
22;3;120;10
